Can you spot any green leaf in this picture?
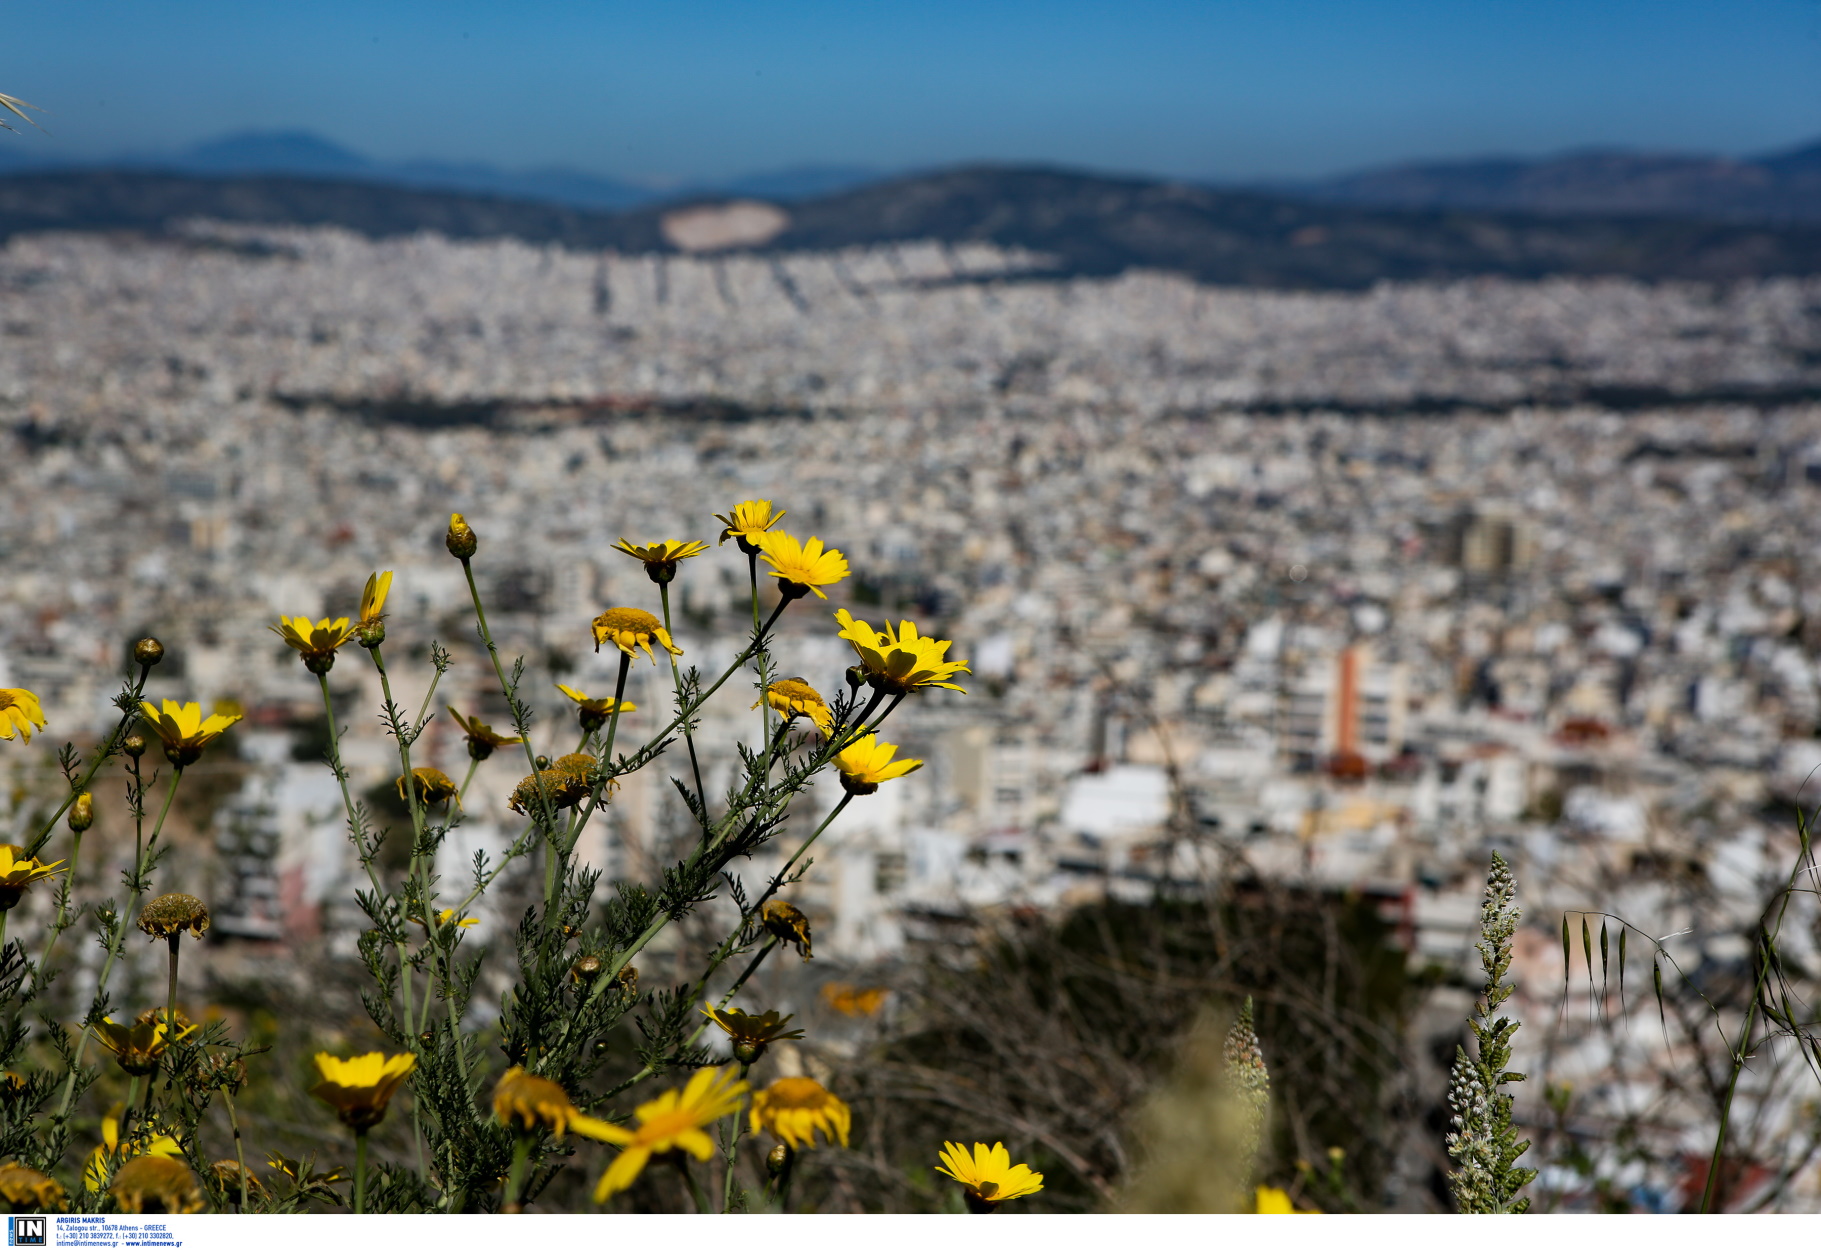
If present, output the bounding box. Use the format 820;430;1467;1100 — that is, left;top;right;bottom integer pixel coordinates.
1582;916;1594;993
1562;915;1571;993
1653;957;1667;1033
1600;921;1609;989
1618;927;1627;997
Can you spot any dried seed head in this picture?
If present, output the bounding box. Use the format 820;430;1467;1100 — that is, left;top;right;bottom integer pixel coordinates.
138;893;210;940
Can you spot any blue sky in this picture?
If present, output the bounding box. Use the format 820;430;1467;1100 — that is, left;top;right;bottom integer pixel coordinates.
6;0;1821;181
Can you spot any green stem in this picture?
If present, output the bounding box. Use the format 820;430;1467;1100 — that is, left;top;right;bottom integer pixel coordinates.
659;582;710;834
503;1133;533;1210
721;1061;751;1211
456;755;481;806
354;1129;368;1214
223;1089;249;1210
674;1154;707;1214
163;932;180;1039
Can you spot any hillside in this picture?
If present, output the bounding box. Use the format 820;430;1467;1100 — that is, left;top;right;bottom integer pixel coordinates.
6;165;1821;289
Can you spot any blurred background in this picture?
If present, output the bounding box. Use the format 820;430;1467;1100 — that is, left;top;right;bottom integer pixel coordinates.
5;0;1821;1212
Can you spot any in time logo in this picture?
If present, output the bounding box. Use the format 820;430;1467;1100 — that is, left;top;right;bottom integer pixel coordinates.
6;1215;45;1247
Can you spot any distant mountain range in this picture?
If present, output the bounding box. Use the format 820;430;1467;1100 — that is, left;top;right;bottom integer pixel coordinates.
1289;137;1821;223
7;127;1821;224
6;163;1821;290
0;128;882;209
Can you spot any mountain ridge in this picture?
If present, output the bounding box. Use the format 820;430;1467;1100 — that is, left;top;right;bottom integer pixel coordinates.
5;163;1821;290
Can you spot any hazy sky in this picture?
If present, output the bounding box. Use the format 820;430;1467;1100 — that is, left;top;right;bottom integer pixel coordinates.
7;0;1821;182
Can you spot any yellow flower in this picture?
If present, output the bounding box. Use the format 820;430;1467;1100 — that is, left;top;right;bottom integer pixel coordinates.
492;1067;616;1140
820;983;889;1017
355;570;393;647
714;500;786;551
1255;1185;1318;1213
446;706;523;761
701;1006;804;1062
83;1105;181;1192
935;1141;1044;1209
0;690;46;743
834;610;969;696
591;1066;748;1201
310;1051;417;1132
270;615;355;674
92;1011;195;1077
409;908;478;933
555;683;636;734
138;700;241;768
592;607;683;663
834;734;923;796
137;893;210;940
508;753;604;815
0;1161;66;1211
396;767;460;808
754;678;833;735
761;900;813;960
110;1155;204;1214
749;1078;851;1150
755;532;850;601
210;1159;265;1202
0;846;63;911
612;538;709;584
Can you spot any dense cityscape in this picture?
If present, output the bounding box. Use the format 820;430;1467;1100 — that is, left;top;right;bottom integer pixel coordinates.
3;221;1821;1208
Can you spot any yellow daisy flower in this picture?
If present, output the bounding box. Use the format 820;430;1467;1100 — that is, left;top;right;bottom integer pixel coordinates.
555;683;636;734
592;1066;749;1201
753;678;833;735
396;767;460;808
0;1161;66;1211
834;610;969;696
110;1155;204;1214
270;616;355;674
0;689;46;743
508;753;603;815
820;983;889;1017
93;1011;194;1077
749;1077;851;1150
761;900;813;960
310;1051;417;1132
1255;1185;1319;1213
138;700;241;768
834;734;923;796
492;1067;616;1140
714;499;786;551
446;706;523;761
592;608;683;663
354;570;393;648
935;1141;1044;1210
612;538;709;584
0;846;63;911
701;1006;804;1063
755;532;850;601
83;1105;182;1193
409;908;479;933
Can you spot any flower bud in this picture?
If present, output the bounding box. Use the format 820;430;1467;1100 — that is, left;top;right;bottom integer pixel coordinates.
68;792;94;833
535;755;551;771
845;665;865;692
445;513;478;560
570;954;603;983
766;1142;794;1180
133;637;165;667
123;734;147;759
